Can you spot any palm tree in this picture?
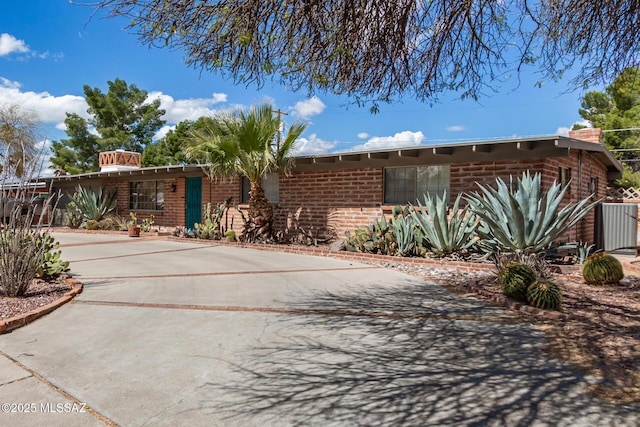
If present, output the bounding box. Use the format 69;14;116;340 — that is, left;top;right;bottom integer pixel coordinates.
186;104;308;241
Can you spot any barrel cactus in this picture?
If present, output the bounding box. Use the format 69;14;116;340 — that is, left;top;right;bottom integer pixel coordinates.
582;252;624;285
498;262;536;301
527;278;562;310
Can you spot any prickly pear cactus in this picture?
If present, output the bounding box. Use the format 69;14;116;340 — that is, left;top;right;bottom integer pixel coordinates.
498;262;536;301
527;278;562;310
35;233;70;279
582;252;624;285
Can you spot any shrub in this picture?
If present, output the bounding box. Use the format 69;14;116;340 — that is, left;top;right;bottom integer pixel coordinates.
498;262;536;301
582;252;624;285
0;188;60;296
465;172;598;254
527;278;562;310
172;226;193;238
69;185;117;223
0;107;66;297
98;214;126;231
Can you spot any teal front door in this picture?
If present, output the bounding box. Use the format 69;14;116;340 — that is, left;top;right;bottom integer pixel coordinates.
185;177;202;229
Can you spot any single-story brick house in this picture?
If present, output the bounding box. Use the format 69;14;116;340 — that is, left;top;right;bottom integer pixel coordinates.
43;128;621;244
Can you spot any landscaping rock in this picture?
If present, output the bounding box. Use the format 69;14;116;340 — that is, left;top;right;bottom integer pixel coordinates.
328;239;346;252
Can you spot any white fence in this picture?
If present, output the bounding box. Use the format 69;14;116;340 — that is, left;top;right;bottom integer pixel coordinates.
607;187;640;201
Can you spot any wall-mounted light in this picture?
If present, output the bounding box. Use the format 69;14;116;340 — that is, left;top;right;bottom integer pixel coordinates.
171;183;177;192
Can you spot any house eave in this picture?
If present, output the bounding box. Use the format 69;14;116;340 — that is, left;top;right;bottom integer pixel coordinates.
41;164;207;183
37;135;624;183
293;135;624;175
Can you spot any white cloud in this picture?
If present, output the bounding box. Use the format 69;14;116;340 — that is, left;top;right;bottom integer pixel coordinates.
0;77;87;125
0;33;29;56
0;77;20;89
350;130;425;151
357;132;369;139
153;124;176;141
0;79;233;142
147;91;228;123
292;133;337;155
557;120;591;136
290;96;326;119
446;125;465;132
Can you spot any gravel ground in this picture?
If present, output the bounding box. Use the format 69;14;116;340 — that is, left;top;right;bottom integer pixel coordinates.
0;276;71;320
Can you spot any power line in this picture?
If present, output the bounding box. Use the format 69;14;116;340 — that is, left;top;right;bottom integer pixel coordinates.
602;127;640;133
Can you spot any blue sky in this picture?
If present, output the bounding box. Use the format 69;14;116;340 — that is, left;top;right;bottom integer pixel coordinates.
2;1;594;161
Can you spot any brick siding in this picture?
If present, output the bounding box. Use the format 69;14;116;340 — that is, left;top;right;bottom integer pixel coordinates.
102;152;608;244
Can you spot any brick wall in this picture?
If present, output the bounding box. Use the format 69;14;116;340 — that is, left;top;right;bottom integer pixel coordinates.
275;168;384;239
450;159;546;195
101;152;607;243
103;177;185;227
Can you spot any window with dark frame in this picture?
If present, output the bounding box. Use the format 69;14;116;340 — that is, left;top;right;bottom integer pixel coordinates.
241;173;279;204
589;177;599;196
559;167;572;193
129;181;164;211
383;165;450;205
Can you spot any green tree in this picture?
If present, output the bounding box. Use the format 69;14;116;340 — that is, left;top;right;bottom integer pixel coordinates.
49;113;99;175
185;104;307;241
575;67;640;187
142;118;211;167
0;104;41;178
50;78;165;174
90;1;638;107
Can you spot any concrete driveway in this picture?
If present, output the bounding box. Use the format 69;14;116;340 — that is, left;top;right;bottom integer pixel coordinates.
0;232;638;426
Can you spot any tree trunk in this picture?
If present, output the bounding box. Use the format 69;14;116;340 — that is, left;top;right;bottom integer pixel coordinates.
246;179;274;241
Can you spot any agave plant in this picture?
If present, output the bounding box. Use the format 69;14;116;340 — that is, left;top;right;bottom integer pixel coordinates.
465;172;598;255
411;191;478;257
68;185;117;222
391;213;422;257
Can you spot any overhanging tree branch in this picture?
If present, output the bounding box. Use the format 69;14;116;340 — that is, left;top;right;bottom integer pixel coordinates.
79;0;640;105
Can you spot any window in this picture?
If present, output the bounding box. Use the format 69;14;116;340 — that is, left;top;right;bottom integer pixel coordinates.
241;173;279;204
130;181;164;211
559;167;572;193
384;165;450;205
589;177;599;196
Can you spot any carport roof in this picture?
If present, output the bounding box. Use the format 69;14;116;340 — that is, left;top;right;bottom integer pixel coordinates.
40;134;623;182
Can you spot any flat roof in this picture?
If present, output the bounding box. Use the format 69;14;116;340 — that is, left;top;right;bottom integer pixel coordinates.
39;135;623;182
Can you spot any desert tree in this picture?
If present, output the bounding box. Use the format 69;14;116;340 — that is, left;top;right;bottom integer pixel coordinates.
574;67;640;187
0;105;64;297
0;104;41;178
50;78;165;174
83;1;639;108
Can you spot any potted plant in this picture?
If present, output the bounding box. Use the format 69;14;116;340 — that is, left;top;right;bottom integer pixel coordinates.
127;212;140;237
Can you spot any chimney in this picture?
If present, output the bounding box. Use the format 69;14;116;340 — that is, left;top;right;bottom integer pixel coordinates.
99;149;141;172
568;128;603;144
